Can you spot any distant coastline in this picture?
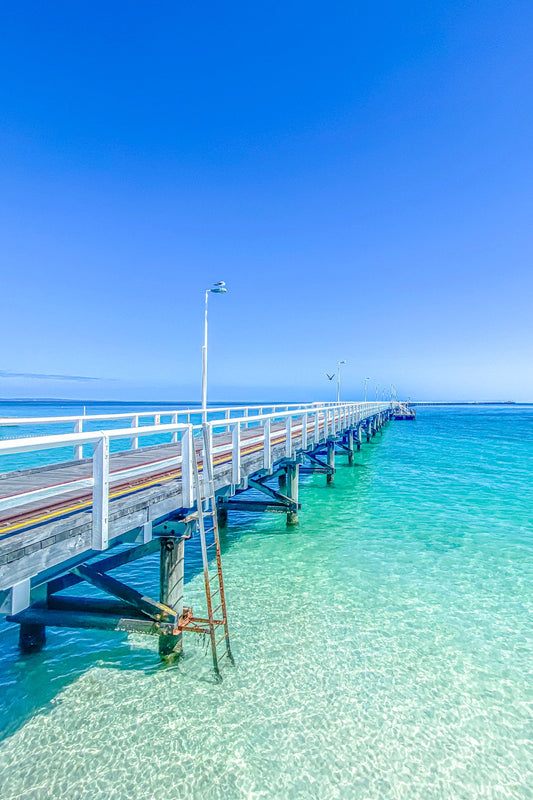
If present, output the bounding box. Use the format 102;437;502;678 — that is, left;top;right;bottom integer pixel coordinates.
0;398;530;407
410;401;520;406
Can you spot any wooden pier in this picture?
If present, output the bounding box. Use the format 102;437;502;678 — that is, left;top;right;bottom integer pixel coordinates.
0;401;397;677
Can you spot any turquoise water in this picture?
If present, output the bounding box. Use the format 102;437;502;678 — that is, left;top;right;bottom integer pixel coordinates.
0;405;531;799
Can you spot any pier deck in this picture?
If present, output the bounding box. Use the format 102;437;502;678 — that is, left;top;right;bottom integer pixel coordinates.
0;400;396;667
0;419;302;587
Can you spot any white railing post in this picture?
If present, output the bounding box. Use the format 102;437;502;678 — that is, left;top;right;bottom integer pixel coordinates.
225;408;231;432
181;425;194;508
74;418;83;460
302;412;308;450
131;415;139;449
202;423;214;499
171;412;178;443
92;435;109;550
206;423;213;472
285;415;292;458
315;410;319;443
263;417;271;471
232;421;241;485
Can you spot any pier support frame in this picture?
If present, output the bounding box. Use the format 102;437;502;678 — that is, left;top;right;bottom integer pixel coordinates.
18;584;46;654
19;621;46;654
347;429;354;465
217;499;228;528
159;533;186;661
286;463;299;526
326;439;335;484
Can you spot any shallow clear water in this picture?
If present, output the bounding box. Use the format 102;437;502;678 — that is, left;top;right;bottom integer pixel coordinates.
0;405;531;799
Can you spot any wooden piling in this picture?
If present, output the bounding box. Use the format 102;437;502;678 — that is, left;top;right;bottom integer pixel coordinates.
217;499;228;528
326;439;335;484
286;463;299;525
159;534;185;661
19;621;46;654
347;429;354;465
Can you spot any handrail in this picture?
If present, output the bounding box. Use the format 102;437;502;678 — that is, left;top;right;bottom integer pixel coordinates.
0;422;194;550
0;400;341;428
0;422;190;457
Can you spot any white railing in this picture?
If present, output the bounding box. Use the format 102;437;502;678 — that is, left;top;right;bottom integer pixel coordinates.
0;422;193;550
0;402;396;551
201;402;389;484
0;400;341;440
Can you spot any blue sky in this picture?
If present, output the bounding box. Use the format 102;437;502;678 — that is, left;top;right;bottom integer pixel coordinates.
1;1;531;402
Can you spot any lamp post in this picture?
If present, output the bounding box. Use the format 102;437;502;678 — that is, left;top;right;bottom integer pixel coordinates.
336;360;346;403
202;281;227;422
375;383;380;400
364;377;371;403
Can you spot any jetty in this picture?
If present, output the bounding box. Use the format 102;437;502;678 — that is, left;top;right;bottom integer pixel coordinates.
0;400;398;678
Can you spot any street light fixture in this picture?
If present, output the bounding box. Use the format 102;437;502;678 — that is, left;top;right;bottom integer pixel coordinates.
364;377;371;403
202;281;227;421
336;360;346;403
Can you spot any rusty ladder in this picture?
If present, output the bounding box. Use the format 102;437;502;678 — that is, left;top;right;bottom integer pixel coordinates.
191;423;234;681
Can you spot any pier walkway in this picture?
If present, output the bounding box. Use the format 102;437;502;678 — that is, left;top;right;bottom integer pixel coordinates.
0;400;397;674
